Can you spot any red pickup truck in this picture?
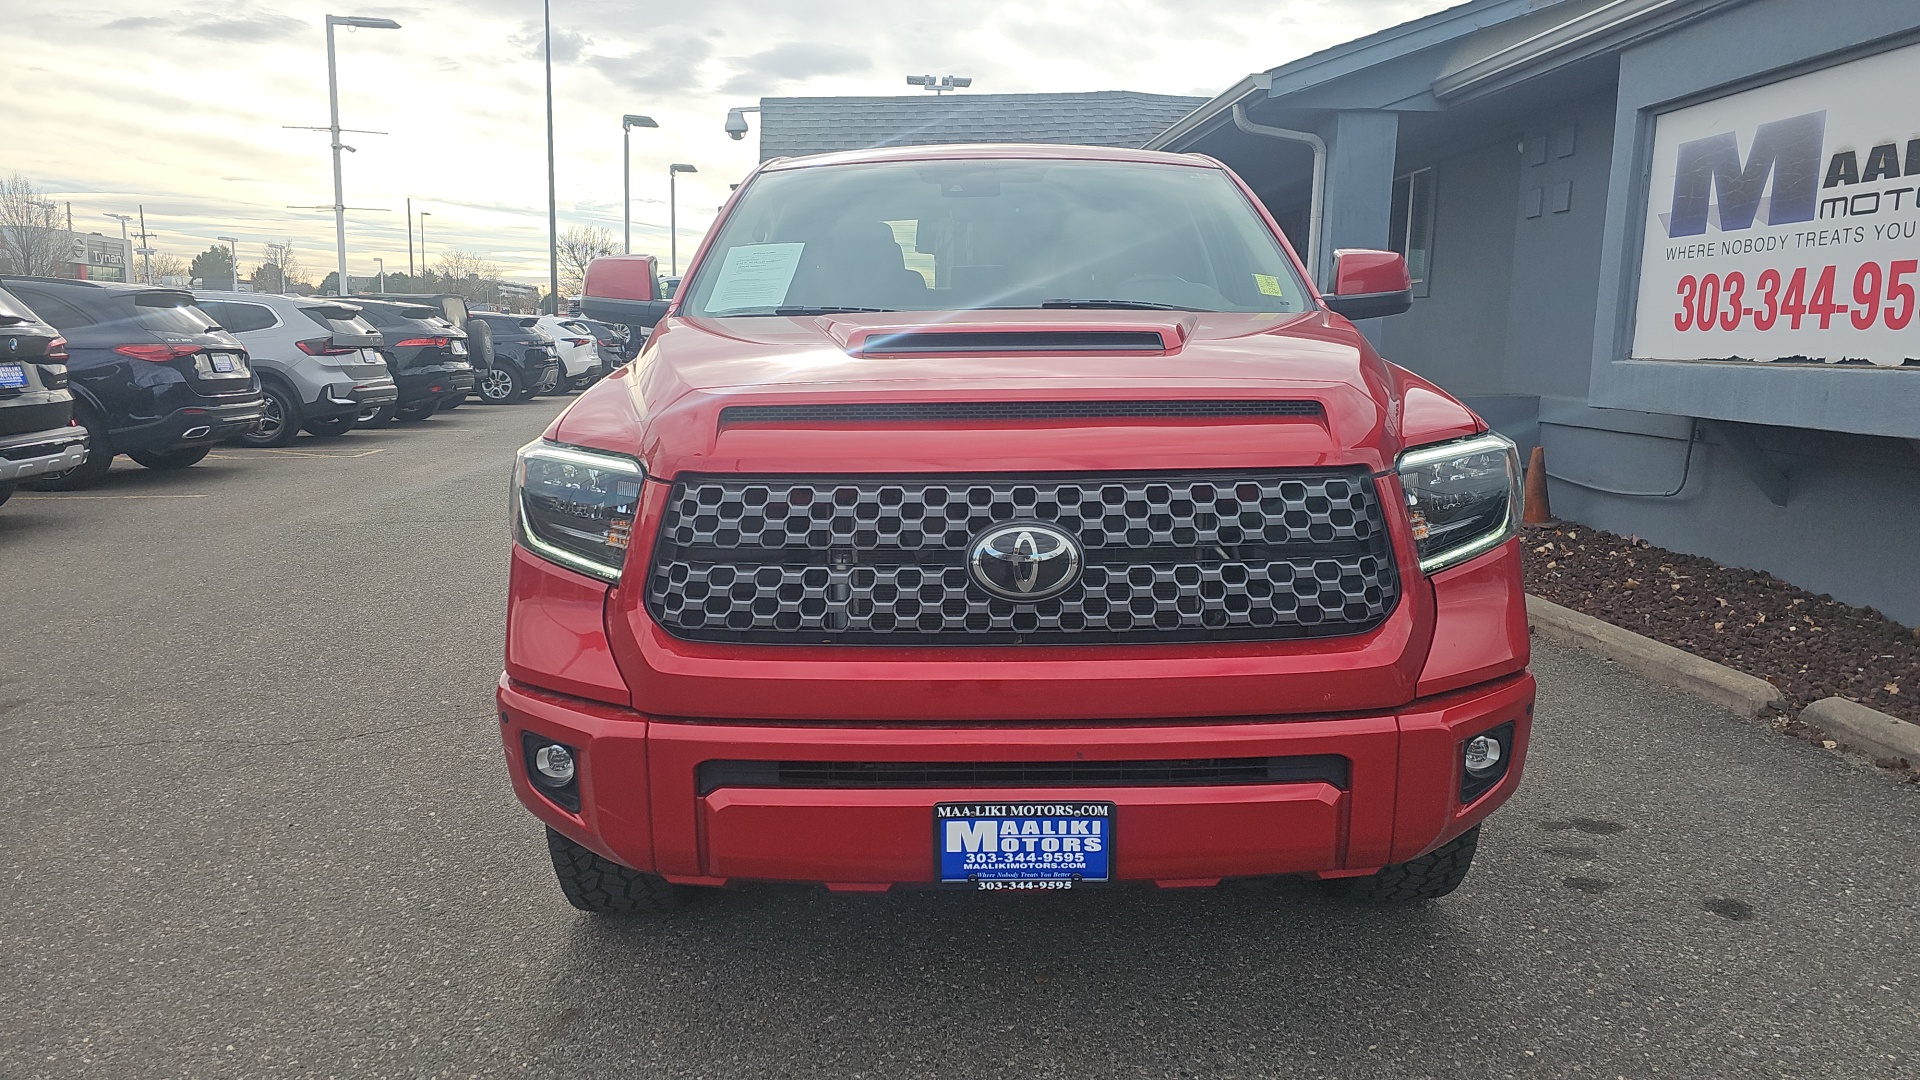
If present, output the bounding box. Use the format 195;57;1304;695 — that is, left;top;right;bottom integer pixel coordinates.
501;144;1532;912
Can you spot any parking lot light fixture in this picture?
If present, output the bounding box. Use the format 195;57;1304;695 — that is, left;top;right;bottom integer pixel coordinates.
323;14;402;295
622;114;658;255
374;257;385;293
216;236;240;290
669;163;697;276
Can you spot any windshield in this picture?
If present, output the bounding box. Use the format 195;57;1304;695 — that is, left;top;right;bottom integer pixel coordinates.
680;159;1311;318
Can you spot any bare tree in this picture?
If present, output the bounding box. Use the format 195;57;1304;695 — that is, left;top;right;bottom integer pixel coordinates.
434;247;501;282
145;252;189;283
0;173;70;277
557;225;617;297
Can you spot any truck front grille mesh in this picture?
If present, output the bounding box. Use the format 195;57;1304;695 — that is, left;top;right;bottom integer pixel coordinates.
645;471;1398;645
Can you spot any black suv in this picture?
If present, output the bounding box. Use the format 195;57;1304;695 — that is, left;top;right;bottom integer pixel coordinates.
0;286;88;509
0;277;264;488
470;313;560;404
348;299;477;422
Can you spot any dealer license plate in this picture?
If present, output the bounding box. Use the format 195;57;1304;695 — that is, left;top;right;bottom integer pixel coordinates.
936;801;1112;888
0;364;26;389
210;354;235;372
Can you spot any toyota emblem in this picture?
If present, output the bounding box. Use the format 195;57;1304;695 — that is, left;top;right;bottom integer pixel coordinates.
968;522;1082;601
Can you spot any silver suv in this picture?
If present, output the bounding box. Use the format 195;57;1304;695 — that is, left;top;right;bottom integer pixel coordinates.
195;293;399;447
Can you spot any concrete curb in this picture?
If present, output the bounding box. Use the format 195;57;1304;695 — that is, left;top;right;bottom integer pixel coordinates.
1525;595;1784;719
1800;697;1920;767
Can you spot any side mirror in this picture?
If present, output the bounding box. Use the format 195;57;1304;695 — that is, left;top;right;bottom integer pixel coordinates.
582;254;672;329
1323;249;1412;321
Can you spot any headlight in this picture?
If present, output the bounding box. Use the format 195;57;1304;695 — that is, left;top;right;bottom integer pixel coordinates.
1396;432;1519;573
513;440;645;582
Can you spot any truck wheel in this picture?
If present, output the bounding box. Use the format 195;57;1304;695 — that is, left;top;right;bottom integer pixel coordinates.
395;400;438;422
128;446;211;470
545;828;688;914
0;483;13;508
1324;825;1481;902
27;406;114;491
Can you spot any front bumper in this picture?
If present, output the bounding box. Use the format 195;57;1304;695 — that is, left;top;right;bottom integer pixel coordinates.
0;424;88;484
498;671;1533;887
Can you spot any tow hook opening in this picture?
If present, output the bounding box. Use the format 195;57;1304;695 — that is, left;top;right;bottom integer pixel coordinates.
1460;720;1516;804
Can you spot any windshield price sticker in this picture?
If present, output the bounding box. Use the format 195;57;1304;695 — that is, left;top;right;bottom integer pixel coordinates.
936;801;1112;888
705;242;805;313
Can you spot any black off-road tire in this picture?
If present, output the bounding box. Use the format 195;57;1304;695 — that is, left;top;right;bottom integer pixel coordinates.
27;406;114;491
1324;825;1481;902
464;316;494;369
545;828;688;915
128;446;211;470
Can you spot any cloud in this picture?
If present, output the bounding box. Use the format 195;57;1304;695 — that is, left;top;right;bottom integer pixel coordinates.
718;41;871;95
510;22;592;63
99;6;306;44
586;30;719;96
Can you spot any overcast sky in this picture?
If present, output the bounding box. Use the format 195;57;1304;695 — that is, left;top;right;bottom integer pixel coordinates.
1;0;1450;285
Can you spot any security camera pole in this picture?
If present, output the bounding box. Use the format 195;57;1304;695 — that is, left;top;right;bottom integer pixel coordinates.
724;105;760;142
621;113;658;254
322;15;402;295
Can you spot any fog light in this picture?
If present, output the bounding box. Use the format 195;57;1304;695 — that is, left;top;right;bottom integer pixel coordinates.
1464;734;1503;776
533;743;576;787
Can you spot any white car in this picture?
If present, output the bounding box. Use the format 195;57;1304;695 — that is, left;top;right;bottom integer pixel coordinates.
534;315;601;392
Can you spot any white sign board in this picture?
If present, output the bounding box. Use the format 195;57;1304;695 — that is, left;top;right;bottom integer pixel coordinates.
1632;43;1920;369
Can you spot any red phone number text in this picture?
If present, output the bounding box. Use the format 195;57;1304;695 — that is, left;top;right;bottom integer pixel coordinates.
1673;260;1919;332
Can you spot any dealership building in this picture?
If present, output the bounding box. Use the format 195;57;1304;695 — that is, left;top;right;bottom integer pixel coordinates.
1143;0;1920;623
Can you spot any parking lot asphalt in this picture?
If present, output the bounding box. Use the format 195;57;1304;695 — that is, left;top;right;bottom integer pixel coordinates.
2;400;1916;1080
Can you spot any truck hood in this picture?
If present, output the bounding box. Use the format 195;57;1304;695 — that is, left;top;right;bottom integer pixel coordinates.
550;309;1481;478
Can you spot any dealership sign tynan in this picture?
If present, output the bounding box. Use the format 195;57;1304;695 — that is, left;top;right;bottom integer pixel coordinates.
1633;43;1920;369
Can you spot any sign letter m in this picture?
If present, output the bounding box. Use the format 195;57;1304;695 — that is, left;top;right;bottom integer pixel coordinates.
1668;111;1825;237
945;820;999;853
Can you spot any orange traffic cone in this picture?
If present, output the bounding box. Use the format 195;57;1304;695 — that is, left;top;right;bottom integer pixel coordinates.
1522;445;1555;526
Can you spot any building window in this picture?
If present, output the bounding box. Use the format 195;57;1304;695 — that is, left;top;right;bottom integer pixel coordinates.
1389;167;1435;297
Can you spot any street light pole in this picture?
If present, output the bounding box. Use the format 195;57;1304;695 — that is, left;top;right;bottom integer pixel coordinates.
419;211;430;276
669;163;697;276
322;14;401;296
217;235;240;290
374;257;385;293
135;205;154;284
622;113;658;254
406;196;414;276
543;0;559;314
104;213;132;282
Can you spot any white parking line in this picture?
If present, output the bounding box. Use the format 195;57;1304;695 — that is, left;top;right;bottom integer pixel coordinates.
16;493;213;500
207;447;389;459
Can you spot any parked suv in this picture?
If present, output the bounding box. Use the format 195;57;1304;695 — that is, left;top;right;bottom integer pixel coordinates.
196;293;399;446
534;315;601;392
471;313;560;403
350;293;495;376
0;277;264;487
0;286;87;508
348;299;475;421
500;146;1533;913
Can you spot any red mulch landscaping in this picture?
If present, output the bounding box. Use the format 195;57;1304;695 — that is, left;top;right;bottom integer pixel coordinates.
1521;525;1920;728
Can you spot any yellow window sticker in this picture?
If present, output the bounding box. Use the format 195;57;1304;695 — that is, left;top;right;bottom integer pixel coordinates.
1253;274;1285;296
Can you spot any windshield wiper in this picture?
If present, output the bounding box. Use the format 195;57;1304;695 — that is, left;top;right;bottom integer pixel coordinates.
1036;298;1190;311
772;306;894;316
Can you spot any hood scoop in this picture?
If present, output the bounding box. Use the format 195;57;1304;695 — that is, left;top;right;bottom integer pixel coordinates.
720;399;1323;425
853;329;1169;356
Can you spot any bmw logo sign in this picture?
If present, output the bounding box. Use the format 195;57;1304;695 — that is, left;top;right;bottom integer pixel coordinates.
968;522;1082;601
4;339;15;354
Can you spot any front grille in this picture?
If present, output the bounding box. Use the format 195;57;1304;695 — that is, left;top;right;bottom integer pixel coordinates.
696;755;1350;795
721;400;1323;424
645;470;1399;645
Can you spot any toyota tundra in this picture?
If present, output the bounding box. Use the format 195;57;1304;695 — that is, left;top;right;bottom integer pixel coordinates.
500;144;1532;912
